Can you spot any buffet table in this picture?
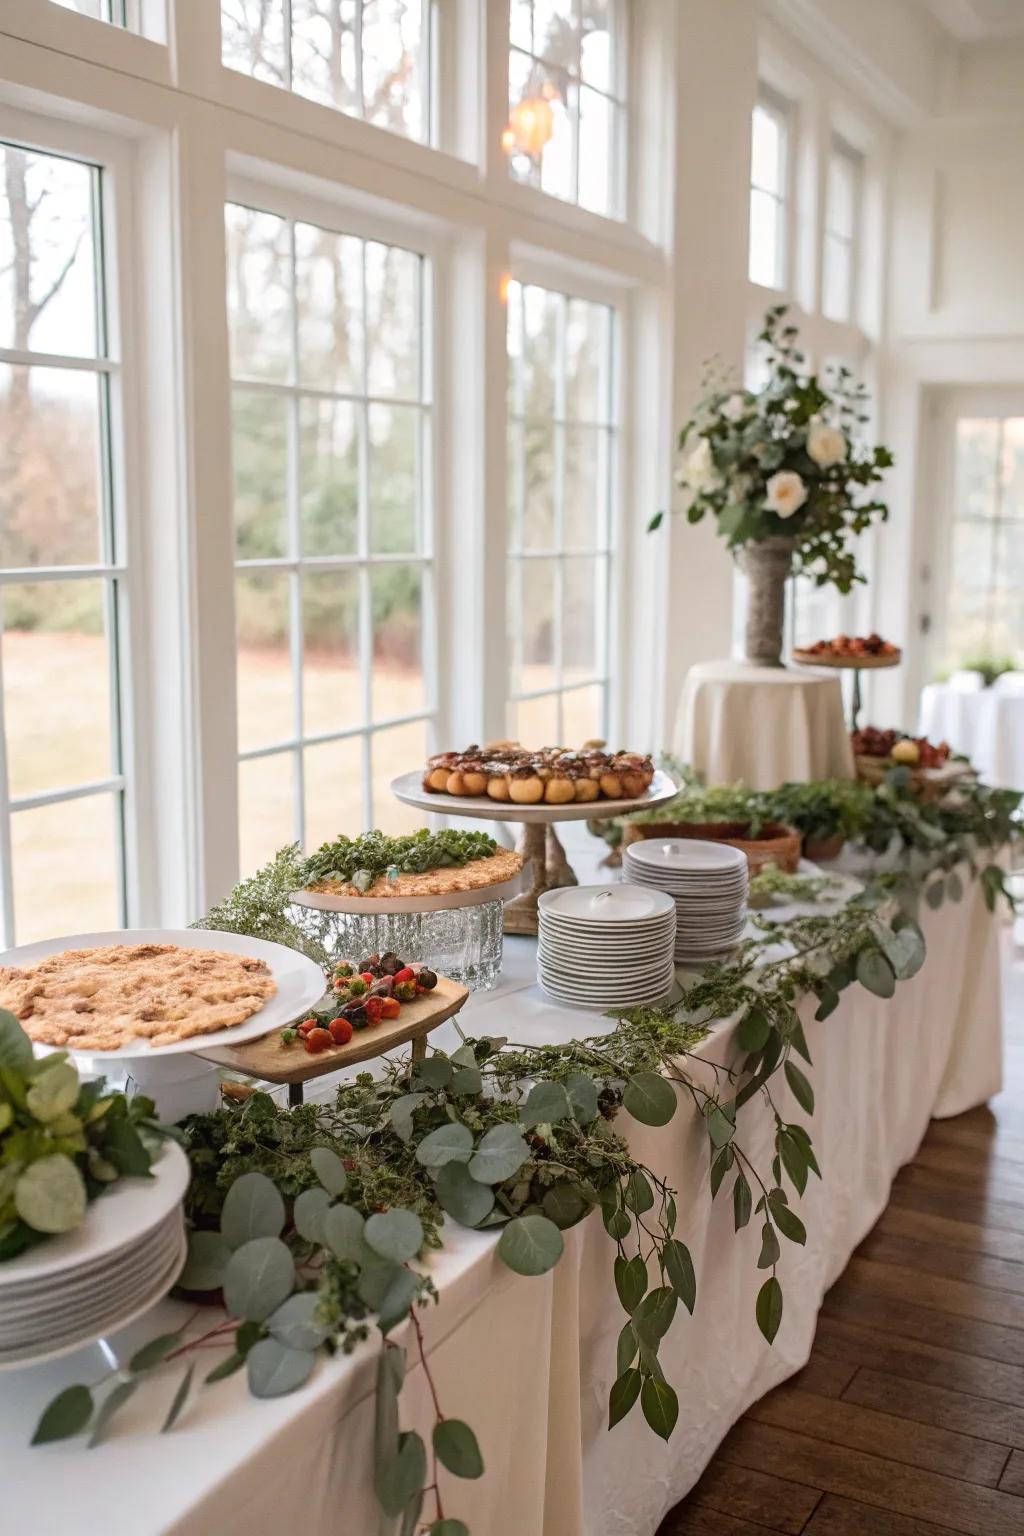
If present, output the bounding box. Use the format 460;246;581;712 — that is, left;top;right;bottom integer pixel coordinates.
676;659;855;789
1;876;1002;1536
919;678;1024;791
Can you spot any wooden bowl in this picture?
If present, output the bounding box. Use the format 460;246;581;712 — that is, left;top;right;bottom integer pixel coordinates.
624;820;802;875
803;832;846;862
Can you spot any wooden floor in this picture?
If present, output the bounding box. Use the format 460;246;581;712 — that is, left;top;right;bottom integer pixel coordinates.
659;937;1024;1536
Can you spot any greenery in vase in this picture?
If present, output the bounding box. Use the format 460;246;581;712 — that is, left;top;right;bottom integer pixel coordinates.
650;305;894;594
939;653;1019;688
0;1011;167;1261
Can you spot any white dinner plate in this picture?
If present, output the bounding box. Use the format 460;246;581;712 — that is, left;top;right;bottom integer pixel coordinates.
539;885;675;923
0;929;328;1060
0;1216;183;1321
624;839;748;873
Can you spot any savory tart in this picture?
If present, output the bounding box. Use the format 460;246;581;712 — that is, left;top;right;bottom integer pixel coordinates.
300;827;524;900
308;847;524;900
421;744;656;804
0;943;277;1051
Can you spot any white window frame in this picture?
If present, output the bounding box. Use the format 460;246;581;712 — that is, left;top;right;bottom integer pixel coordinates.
748;85;791;293
821;133;861;325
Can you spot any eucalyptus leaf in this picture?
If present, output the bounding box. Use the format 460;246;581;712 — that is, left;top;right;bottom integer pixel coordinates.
377;1429;427;1518
496;1214;564;1276
129;1331;181;1373
769;1193;807;1245
415;1122;474;1169
178;1229;232;1293
633;1285;677;1345
222;1236;295;1323
377;1266;422;1334
162;1363;195;1433
663;1239;696;1314
733;1170;752;1231
856;949;896;999
309;1147;348;1197
925;880;945;910
614;1253;648;1313
624;1168;654;1214
451;1066;483;1096
375;1345;404;1485
779;1130;809;1196
204;1351;245;1384
88;1377;139;1447
784;1061;814;1117
433;1418;484;1479
293;1187;332;1244
321;1203;367;1264
357;1258;404;1311
706;1104;735;1149
756;1275;784;1344
757;1221;781;1271
428;1522;470;1536
268;1292;329;1351
435;1160;496;1226
220;1171;286;1249
365;1208;424;1264
608;1367;642;1429
520;1080;572;1128
31;1384;93;1444
390;1093;428;1143
246;1337;317;1398
414;1056;453;1091
565;1072;600;1123
641;1375;679;1440
623;1072;677;1127
541;1182;587;1228
709;1145;734;1199
616;1320;638;1376
468;1122;528;1185
736;1006;771;1053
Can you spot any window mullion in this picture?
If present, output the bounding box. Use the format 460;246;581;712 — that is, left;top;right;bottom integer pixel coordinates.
0;593;15;947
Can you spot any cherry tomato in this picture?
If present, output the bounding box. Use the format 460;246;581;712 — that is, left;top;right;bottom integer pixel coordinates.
304;1027;334;1054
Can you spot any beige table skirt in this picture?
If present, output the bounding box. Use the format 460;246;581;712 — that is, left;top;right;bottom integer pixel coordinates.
676;658;855;788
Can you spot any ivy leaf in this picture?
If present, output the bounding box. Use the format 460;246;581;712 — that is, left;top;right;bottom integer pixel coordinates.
608;1367;642;1429
663;1239;696;1314
433;1419;484;1479
856;949;896;998
293;1187;332;1245
220;1171;286;1248
623;1072;678;1127
733;1170;752;1231
309;1147;348;1197
31;1384;93;1444
468;1123;528;1185
614;1253;648;1313
377;1429;427;1518
246;1338;317;1398
497;1214;564;1276
784;1061;814;1117
162;1364;195;1431
222;1236;295;1322
756;1276;784;1344
415;1123;474;1169
434;1161;496;1227
178;1229;232;1293
641;1375;679;1440
757;1221;780;1271
365;1209;424;1264
520;1080;572;1128
565;1072;600;1124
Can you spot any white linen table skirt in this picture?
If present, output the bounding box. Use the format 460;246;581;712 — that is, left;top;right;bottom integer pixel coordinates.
0;880;1002;1536
676;659;855;789
919;681;1024;790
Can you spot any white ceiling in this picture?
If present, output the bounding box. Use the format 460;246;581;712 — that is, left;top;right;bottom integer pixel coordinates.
918;0;1024;40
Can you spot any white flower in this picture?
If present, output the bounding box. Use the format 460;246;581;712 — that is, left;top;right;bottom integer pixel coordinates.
721;393;748;422
764;471;807;519
679;436;721;494
806;419;847;468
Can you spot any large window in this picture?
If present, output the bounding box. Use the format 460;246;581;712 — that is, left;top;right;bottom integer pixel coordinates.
226;201;433;874
221;1;429;142
506;279;614;746
822;137;860;323
505;0;623;217
50;0;129;20
748;91;789;290
944;414;1024;666
0;141;127;946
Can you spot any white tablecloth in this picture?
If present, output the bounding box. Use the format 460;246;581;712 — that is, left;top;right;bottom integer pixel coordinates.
676;659;854;788
919;681;1024;790
1;879;1002;1536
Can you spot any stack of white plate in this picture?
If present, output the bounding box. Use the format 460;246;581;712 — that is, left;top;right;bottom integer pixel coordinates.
537;884;677;1010
624;839;749;967
0;1140;189;1369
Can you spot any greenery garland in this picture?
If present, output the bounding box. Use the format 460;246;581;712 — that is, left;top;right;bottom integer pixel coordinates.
29;776;1021;1535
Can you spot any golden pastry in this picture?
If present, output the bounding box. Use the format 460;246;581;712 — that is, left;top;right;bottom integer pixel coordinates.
509;770;544;804
544;777;575;805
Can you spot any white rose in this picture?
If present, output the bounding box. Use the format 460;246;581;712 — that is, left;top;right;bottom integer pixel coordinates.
721;393;748;422
806;419;847;468
764;471;807;519
680;436;721;493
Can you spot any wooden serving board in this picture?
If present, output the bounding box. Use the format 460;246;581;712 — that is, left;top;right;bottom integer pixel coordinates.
196;975;470;1086
791;649;901;670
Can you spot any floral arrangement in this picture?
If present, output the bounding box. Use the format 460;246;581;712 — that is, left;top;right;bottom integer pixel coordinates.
651;306;894;593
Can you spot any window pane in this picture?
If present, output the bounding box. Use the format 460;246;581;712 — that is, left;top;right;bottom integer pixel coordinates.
303;737;364;848
0;364;103;567
562;682;604;746
2;579;114;796
955;419;1000;520
522;418;557;549
239;752;297;874
749;188;782;288
12;795;120;945
291;0;360;114
1001;419;1024;518
368;403;419;553
236;569;294;750
51;0;111;17
299;397;359;556
221;0;288;86
578;88;614;217
507;51;575;205
822;233;852;323
563;424;607;550
827;151;857;240
522;284;560;420
365;242;420;400
563;556;602;683
295;223;364;394
580;0;613;92
510;0;533;51
750;104;782;194
0;144;98;359
233;388;289;559
302;569;361;738
371;564;425;720
372;719;429;830
534;0;578;67
565;298;611;423
360;0;426;141
511;691;559;745
225;204;293;383
514;557;558;697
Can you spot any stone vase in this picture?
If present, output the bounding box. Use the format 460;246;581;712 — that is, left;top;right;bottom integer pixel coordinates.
736;536;795;668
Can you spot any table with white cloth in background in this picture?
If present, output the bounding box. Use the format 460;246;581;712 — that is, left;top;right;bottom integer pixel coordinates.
919;675;1024;790
675;658;855;788
0;867;1003;1536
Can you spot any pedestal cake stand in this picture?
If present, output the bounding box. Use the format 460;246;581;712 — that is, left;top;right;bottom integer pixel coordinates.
791;649;901;730
390;768;679;936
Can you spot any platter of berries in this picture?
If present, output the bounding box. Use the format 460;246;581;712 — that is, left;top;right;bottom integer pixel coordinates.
792;634;901;669
195;953;469;1085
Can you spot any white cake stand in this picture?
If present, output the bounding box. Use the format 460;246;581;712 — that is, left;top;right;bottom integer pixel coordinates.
390;769;679;935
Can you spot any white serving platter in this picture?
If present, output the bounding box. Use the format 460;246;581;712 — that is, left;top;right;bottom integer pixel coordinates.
0;928;327;1059
290;860;530;915
391;767;679;825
